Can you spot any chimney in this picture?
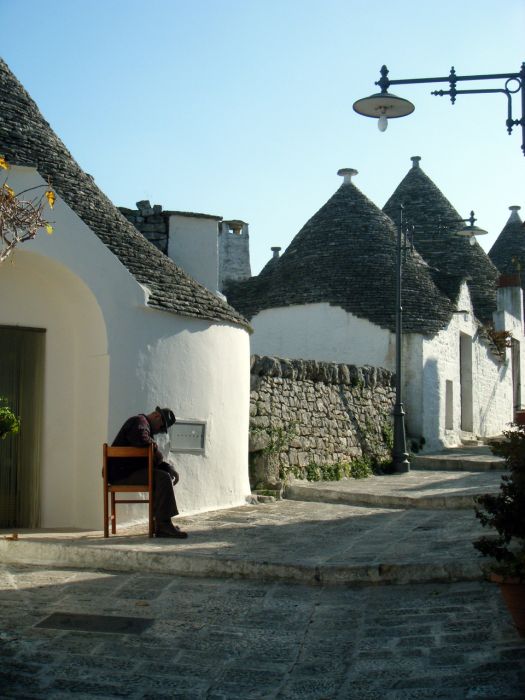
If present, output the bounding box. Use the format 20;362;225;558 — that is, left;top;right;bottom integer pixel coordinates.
271;246;281;259
411;156;421;169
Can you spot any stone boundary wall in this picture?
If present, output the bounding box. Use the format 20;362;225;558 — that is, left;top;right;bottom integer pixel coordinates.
249;355;395;487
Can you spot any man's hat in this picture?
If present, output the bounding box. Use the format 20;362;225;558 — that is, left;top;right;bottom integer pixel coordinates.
156;406;176;433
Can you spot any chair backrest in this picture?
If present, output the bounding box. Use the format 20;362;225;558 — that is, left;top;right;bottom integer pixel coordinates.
102;443;154;484
105;445;152;459
102;443;155;538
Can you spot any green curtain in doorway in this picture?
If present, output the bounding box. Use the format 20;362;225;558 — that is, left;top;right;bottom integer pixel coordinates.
0;327;45;528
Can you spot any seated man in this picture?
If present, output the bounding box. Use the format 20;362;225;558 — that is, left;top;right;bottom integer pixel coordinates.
109;406;188;539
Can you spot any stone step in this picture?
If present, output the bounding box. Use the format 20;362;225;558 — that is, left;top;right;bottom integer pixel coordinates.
285;482;485;510
411;446;505;472
283;468;502;510
0;532;486;587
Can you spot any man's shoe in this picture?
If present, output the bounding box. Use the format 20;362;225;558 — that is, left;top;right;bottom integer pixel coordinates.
154;521;188;539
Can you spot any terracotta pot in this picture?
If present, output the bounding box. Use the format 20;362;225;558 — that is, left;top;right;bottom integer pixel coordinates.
515;410;525;426
489;573;525;637
514;409;525;425
498;274;521;288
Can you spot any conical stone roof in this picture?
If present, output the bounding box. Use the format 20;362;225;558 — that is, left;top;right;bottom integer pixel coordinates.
489;206;525;276
226;169;455;334
383;156;499;325
0;58;248;330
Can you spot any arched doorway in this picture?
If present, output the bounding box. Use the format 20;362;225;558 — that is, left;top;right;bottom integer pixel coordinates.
0;326;45;527
0;250;109;528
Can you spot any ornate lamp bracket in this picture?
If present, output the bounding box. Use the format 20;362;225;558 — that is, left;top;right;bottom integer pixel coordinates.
366;62;525;155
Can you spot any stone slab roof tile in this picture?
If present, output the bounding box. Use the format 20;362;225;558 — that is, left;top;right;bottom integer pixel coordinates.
226;174;455;334
383;157;499;325
489;206;525;276
0;58;249;330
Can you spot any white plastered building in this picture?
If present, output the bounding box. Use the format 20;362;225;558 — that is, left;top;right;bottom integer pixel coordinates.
0;59;251;530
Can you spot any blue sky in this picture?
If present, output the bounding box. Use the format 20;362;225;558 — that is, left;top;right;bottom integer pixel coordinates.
2;0;524;274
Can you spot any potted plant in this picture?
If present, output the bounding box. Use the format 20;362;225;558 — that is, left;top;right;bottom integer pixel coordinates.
474;424;525;636
0;397;20;440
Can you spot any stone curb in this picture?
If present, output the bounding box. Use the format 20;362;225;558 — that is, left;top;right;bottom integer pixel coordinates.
284;484;482;509
0;538;485;587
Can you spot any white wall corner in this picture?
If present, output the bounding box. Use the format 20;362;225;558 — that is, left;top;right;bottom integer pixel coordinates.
496;285;524;329
493;308;523;338
168;214;220;293
136;282;152;306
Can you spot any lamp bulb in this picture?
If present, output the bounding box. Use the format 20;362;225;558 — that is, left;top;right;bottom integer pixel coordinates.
378;114;388;132
469;236;476;246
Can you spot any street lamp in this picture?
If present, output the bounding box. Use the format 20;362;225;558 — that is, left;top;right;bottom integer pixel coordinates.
442;211;488;245
393;205;410;473
353;64;525;155
391;207;487;474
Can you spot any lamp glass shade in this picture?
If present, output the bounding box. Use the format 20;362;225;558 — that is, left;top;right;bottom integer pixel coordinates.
353;92;415;119
455;224;488;237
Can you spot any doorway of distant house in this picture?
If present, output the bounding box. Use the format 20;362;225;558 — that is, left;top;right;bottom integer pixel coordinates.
0;326;45;528
460;332;473;433
511;338;521;416
445;380;454;430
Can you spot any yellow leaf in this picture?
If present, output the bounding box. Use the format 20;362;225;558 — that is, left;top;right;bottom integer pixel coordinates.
0;156;9;170
2;183;15;198
45;224;54;235
45;190;56;209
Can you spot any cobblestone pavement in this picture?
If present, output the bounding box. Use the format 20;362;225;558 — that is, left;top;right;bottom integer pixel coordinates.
1;564;524;700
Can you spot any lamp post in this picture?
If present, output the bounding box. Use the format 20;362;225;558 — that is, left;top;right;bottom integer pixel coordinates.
393;205;410;473
353;63;525;155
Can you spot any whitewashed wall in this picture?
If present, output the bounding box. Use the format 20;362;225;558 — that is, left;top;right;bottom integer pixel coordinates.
168;214;219;292
0;166;250;529
250;303;394;367
413;283;515;450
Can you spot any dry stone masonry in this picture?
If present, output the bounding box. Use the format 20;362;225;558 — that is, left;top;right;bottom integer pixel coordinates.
249;355;395;489
119;201;170;254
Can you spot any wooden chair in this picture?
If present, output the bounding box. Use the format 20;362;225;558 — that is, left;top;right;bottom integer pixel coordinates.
102;443;154;538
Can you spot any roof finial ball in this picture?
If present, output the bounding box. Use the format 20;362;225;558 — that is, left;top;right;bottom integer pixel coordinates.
411;156;421;169
337;168;358;185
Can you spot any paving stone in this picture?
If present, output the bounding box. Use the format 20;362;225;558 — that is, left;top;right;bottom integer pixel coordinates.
385;688;466;699
0;670;47;692
428;653;467;667
48;679;133;696
277;675;342;699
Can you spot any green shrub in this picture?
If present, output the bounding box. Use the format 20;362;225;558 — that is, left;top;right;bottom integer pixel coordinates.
381;423;394;450
289;458;372;482
349;456;373;479
474;425;525;579
0;397;20;439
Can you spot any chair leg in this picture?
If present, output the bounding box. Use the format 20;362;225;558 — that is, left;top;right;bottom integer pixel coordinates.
103;489;109;538
148;499;154;538
111;492;116;534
